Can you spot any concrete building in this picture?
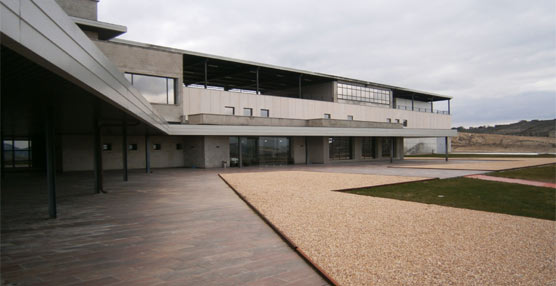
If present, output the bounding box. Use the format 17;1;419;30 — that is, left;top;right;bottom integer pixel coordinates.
1;0;455;217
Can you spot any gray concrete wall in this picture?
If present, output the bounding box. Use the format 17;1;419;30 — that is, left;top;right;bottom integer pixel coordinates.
93;40;184;122
183;136;205;168
291;137;307;164
204;136;229;168
61;135;94;171
307;137;328;164
55;0;98;20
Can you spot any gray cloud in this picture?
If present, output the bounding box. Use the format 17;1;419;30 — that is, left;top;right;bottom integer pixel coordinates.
98;0;556;126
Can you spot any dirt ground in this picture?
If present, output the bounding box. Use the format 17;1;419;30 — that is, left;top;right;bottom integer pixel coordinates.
452;133;556;153
220;171;556;286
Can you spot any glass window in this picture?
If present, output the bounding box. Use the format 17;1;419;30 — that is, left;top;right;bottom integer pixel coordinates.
347;115;353;120
153;144;161;150
224;106;235;115
176;143;183;150
382;138;392;157
324;113;331;119
229;137;240;167
260;109;269;117
125;73;176;104
243;108;253;116
102;143;112;151
3;139;32;168
337;82;391;105
362;137;376;159
403;120;408;127
395;119;400;123
329;137;352;160
387;118;392;123
128;144;138;151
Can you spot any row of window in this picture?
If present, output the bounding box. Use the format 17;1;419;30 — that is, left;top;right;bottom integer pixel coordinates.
337;83;391;105
225;106;270;117
125;73;176;105
328;137;396;160
387;118;408;127
102;143;183;151
324;114;354;120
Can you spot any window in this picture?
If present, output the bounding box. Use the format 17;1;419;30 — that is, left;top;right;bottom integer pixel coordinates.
395;119;400;123
328;137;352;160
387;118;392;123
324;113;331;119
128;144;138;151
260;109;269;117
362;137;376;159
176;143;183;150
125;73;175;104
381;138;393;157
153;144;161;150
3;139;32;168
224;106;235;115
337;83;391;105
243;108;253;116
403;120;408;127
347;115;354;120
103;144;112;151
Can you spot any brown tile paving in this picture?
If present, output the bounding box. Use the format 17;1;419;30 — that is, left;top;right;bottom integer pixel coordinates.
1;169;328;286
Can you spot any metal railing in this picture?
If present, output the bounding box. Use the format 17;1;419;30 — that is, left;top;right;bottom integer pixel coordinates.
396;105;449;115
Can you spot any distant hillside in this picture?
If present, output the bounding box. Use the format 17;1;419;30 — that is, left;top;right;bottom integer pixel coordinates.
455;119;556;137
452;133;555;153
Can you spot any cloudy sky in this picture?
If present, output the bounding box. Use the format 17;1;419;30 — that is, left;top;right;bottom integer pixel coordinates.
98;0;555;127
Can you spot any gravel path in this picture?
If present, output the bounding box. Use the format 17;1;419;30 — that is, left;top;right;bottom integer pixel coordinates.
395;157;556;171
220;171;556;286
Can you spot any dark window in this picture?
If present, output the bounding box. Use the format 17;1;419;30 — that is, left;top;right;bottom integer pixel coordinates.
328;137;352;160
382;138;392;157
229;137;240;167
224;106;235;115
176;143;183;150
128;144;138;151
3;139;32;168
324;113;331;119
337;83;391;105
347;115;354;120
395;119;400;123
362;137;376;159
243;108;253;116
260;109;269;117
153;144;161;150
125;73;176;104
103;143;112;151
387;118;391;123
403;120;408;127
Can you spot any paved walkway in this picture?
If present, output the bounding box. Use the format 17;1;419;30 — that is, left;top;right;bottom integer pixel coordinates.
1;169;328;286
466;174;556;188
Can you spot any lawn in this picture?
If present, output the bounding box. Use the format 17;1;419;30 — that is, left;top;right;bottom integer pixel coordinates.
348;177;555;220
489;164;556;183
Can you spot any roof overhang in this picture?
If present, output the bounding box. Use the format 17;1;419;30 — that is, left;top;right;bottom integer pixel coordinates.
71;16;127;40
168;125;457;137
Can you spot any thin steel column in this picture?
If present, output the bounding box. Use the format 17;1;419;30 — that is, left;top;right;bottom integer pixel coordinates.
298;75;302;98
411;95;414;111
305;137;309;165
239;137;243;168
256;67;260;94
122;115;128;181
93;104;103;194
145;135;151;173
45;104;57;218
204;59;208;89
430;99;434;113
448;99;451;115
390;137;394;163
445;136;449;161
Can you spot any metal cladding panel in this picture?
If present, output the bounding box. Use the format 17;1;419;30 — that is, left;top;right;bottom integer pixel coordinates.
1;0;169;134
168;125;457;137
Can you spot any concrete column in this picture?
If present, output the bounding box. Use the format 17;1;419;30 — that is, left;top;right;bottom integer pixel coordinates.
93;105;103;194
122;116;128;181
45;104;57;219
445;136;449;161
145;135;151;173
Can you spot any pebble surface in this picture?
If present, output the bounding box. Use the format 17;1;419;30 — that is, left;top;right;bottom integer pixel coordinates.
220;171;556;286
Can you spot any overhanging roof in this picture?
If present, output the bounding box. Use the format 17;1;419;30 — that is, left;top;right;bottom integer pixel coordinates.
168;125;457;137
71;16;127;40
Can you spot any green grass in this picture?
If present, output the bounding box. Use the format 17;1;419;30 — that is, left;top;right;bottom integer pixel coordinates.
348;177;555;220
406;153;556;158
489;164;556;183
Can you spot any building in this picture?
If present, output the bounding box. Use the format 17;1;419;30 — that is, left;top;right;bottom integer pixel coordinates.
1;0;455;217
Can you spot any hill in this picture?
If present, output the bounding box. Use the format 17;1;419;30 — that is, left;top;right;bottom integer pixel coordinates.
452;133;556;153
455;119;555;137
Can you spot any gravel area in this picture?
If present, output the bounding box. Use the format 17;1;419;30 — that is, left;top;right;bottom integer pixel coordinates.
220;171;556;286
396;157;556;171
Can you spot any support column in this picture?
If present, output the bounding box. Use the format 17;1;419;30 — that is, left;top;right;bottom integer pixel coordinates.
305;137;309;165
445;136;449;161
239;137;243;168
430;99;434;113
390;137;394;163
448;99;451;115
145;135;151;173
204;59;208;89
93;105;103;194
298;74;302;99
256;67;260;95
45;104;57;218
411;95;414;111
122;115;128;181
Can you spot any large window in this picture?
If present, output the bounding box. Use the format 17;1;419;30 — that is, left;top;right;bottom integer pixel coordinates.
381;138;393;157
362;137;376;159
125;73;175;104
337;83;391;105
329;137;352;160
3;139;32;168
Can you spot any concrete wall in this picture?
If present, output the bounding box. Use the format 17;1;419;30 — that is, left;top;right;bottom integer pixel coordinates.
62;135;185;171
204;136;229;168
183;88;451;129
291;137;307;164
93;40;184;122
55;0;98;20
183;136;205;168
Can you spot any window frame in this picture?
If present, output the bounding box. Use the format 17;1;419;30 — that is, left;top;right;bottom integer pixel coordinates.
125;72;176;105
260;109;270;117
243;108;253;116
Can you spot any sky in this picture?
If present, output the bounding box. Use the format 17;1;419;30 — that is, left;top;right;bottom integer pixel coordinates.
98;0;556;127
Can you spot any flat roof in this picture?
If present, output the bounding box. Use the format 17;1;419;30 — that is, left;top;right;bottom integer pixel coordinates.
110;38;452;102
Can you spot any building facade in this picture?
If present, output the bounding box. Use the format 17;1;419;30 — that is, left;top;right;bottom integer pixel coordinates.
1;0;456;181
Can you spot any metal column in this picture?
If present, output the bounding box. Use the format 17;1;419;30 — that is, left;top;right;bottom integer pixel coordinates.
411;95;414;111
93;105;103;194
390;137;394;163
305;137;309;165
145;135;151;173
445;136;449;161
298;74;302;98
430;99;434;113
122;115;128;181
45;104;57;218
204;59;208;89
448;100;451;115
238;137;243;168
256;67;260;95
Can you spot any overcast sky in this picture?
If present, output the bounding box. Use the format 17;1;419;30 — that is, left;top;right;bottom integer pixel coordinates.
98;0;555;127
